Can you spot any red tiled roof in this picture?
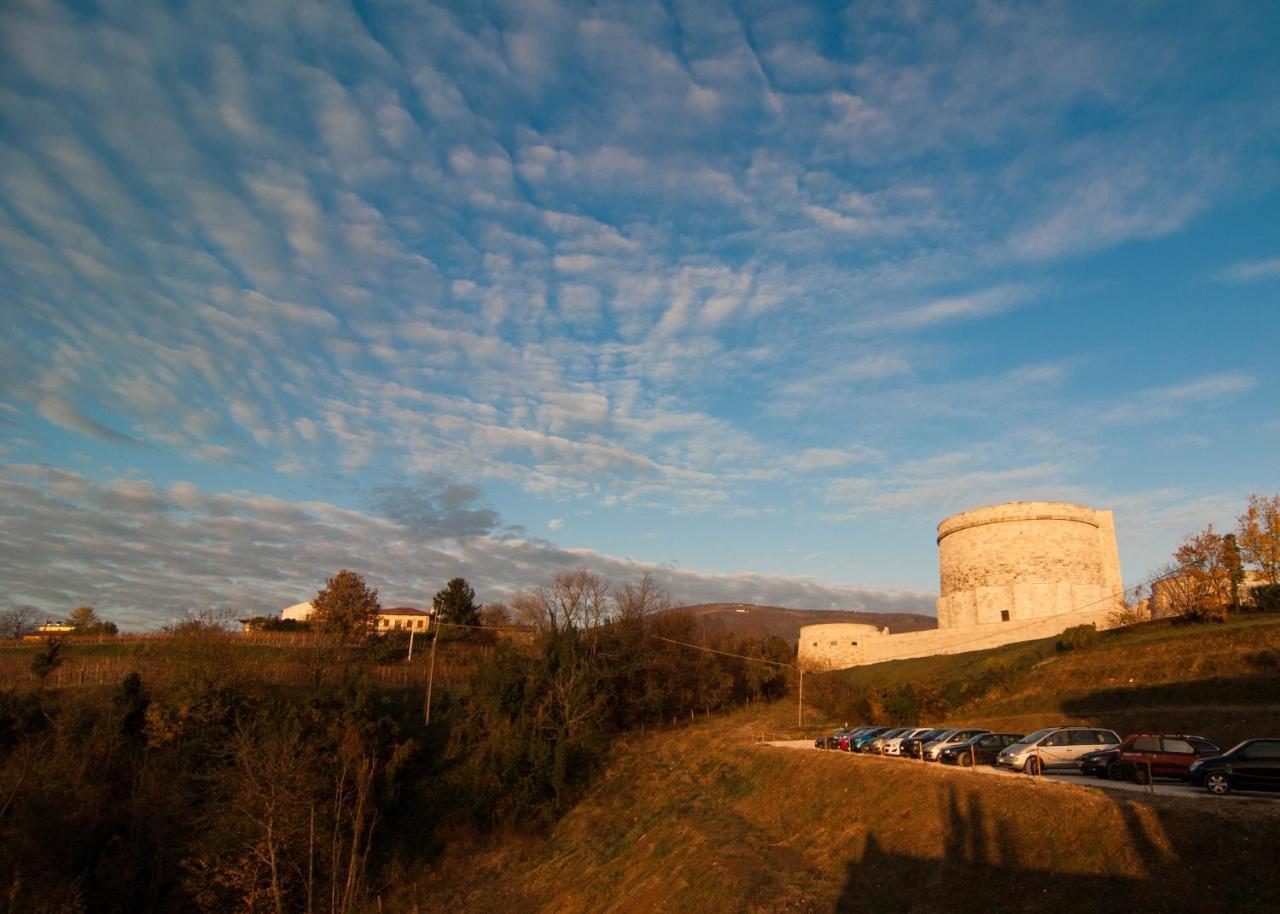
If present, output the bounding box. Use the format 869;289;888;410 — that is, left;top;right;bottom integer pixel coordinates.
380;606;430;616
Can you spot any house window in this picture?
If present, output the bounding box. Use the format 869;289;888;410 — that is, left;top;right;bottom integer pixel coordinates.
1000;610;1010;622
850;641;858;647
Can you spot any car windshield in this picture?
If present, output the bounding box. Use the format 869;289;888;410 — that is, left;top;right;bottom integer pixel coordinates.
1017;728;1058;746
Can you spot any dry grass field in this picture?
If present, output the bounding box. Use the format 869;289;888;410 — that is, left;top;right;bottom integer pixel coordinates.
396;617;1280;914
398;700;1280;914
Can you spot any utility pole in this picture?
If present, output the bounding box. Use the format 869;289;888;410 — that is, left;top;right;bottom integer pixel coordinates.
424;607;441;725
797;668;804;728
407;627;415;661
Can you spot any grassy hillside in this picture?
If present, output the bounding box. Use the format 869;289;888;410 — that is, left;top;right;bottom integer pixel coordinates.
399;700;1280;914
394;616;1280;912
807;614;1280;749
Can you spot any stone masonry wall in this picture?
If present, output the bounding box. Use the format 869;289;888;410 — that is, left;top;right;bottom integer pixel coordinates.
796;501;1127;671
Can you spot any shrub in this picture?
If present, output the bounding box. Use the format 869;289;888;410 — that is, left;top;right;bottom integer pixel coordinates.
1055;624;1099;653
1249;584;1280;613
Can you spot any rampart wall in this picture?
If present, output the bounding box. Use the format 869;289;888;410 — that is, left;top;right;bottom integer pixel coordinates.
797;501;1128;671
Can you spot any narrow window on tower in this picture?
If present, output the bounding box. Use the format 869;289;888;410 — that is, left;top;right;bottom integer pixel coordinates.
1000;610;1010;622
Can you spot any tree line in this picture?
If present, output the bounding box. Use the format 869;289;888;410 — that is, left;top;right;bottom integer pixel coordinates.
0;567;793;912
1160;492;1280;620
0;604;118;639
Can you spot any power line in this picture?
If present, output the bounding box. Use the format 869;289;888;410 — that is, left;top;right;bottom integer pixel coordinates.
645;629;793;665
422;617;798;665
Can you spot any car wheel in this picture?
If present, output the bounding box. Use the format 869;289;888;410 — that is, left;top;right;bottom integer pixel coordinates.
958;753;973;767
1133;766;1150;786
1205;772;1231;796
1106;761;1124;780
1027;757;1042;776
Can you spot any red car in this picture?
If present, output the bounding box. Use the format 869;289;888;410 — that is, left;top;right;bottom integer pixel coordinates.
1115;734;1220;783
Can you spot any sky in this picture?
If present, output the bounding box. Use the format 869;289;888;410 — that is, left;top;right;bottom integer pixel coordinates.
1;0;1278;630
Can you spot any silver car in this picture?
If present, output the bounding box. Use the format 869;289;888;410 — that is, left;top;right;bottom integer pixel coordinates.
866;727;913;754
883;727;935;756
996;726;1121;774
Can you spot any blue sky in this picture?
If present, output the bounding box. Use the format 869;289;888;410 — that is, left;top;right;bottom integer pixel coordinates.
1;0;1278;628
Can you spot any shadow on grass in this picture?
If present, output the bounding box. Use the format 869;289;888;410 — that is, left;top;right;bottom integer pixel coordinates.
1060;672;1280;713
834;781;1278;914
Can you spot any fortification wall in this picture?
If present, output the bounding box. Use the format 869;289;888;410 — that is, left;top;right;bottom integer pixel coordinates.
796;501;1128;671
797;604;1116;669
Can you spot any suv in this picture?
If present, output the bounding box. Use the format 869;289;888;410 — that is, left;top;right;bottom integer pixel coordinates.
924;728;990;761
939;733;1024;767
1114;734;1220;783
996;727;1121;774
1189;738;1280;795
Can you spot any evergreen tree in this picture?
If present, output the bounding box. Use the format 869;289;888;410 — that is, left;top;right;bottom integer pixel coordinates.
433;577;481;627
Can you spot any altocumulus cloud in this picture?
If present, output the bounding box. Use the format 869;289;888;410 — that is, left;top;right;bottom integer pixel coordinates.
0;466;936;629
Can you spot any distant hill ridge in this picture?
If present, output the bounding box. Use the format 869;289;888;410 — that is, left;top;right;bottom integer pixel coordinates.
669;603;937;646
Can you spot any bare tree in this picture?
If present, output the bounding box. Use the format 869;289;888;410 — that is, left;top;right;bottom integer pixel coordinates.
0;605;40;639
613;571;672;620
479;602;512;627
511;569;611;633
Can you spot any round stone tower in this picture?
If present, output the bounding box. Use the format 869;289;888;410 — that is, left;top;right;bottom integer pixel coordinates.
796;622;887;670
935;501;1123;629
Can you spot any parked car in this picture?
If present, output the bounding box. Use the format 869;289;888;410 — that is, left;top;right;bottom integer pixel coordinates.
866;727;913;754
883;727;936;756
939;733;1024;766
839;726;881;751
1079;748;1121;779
1189;738;1280;795
850;727;894;753
817;727;865;750
924;728;990;760
996;727;1121;774
899;729;946;759
838;727;879;751
1114;734;1221;783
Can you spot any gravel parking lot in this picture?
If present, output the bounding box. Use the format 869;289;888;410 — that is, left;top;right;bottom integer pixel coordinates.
760;740;1280;805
